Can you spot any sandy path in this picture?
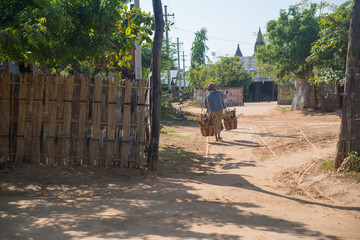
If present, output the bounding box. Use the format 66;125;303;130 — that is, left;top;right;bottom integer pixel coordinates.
1;102;360;239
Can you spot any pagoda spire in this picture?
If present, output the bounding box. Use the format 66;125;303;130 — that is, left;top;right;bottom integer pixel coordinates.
254;27;265;53
235;44;243;57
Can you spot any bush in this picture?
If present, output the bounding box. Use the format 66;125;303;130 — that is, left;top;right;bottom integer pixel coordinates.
345;152;360;172
338;151;360;172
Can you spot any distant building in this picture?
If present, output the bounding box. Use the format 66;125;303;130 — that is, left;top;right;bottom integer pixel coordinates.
237;28;277;102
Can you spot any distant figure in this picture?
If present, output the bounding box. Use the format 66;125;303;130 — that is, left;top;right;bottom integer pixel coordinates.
204;82;227;142
224;91;229;107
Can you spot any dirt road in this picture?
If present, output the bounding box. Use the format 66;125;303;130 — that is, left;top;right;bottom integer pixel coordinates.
1;102;360;239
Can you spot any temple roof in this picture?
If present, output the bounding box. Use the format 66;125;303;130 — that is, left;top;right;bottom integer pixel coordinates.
240;56;274;82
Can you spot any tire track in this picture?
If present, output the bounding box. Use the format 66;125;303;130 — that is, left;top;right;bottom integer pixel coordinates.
287;124;337;202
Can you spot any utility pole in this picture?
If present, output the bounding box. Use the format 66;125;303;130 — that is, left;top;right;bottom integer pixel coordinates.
176;37;183;103
182;51;187;101
134;0;142;81
164;5;174;97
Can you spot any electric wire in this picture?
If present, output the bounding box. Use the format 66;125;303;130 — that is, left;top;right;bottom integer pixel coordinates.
174;27;254;45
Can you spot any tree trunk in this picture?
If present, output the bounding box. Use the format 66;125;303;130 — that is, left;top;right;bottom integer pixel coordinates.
147;0;164;171
335;0;360;169
291;72;316;110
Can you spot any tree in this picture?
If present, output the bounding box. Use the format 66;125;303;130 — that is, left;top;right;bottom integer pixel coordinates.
307;1;353;86
255;1;320;110
141;38;177;81
147;0;164;171
335;0;360;169
214;57;252;88
0;0;154;76
0;0;70;66
188;64;212;89
190;28;209;68
188;56;252;90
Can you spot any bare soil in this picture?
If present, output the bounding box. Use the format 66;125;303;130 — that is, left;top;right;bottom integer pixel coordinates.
1;102;360;240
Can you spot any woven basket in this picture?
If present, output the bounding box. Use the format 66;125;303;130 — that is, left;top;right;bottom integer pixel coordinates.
200;126;215;136
224;118;237;131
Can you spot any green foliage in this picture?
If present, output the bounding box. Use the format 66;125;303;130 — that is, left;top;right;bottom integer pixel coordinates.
160;127;177;135
214;57;252;88
160;127;189;140
345;152;360;172
278;88;295;102
321;159;360;181
160;98;196;121
190;28;209;68
159;145;187;163
307;1;352;86
256;1;320;79
0;0;70;66
188;57;252;89
274;106;291;113
320;160;334;171
141;38;177;81
188;64;211;89
0;0;154;75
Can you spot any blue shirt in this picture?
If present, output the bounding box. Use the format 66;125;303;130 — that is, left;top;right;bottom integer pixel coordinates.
204;90;227;112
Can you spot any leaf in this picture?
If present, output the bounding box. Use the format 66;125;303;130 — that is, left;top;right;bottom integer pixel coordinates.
125;27;131;36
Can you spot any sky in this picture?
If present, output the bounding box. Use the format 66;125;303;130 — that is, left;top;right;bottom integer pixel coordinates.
135;0;347;70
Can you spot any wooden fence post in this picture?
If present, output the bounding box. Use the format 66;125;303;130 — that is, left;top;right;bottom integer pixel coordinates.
77;76;88;165
121;79;131;167
136;80;146;167
0;72;11;162
15;74;28;162
62;76;74;165
47;76;58;164
106;79;117;167
90;77;102;165
31;75;44;163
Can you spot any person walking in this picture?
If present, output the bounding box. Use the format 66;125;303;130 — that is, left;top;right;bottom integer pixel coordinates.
204;82;227;142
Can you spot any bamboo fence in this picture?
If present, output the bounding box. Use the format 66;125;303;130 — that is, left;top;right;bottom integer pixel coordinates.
0;72;149;168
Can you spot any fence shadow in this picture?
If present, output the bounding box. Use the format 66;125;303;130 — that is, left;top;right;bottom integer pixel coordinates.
0;152;347;240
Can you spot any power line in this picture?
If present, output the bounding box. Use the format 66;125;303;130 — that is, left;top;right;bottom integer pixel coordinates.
174;27;254;45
